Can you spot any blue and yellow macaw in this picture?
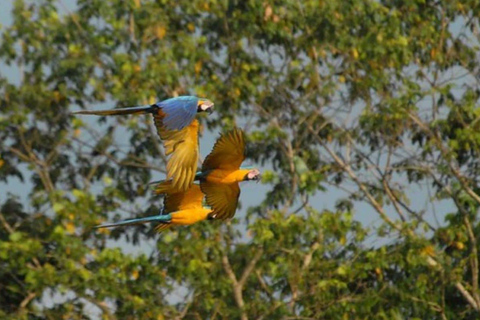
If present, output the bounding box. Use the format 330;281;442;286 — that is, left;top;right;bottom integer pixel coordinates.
95;182;212;232
152;127;261;220
97;128;261;231
197;127;261;220
74;96;214;191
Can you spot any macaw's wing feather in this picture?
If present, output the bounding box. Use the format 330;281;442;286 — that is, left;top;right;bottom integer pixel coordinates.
153;179;174;195
163;184;204;213
202;127;245;171
200;181;240;220
153;117;200;192
154;223;172;233
72;105;154;116
157;96;198;131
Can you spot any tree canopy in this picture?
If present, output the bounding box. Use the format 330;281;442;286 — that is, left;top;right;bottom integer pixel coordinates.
1;0;480;319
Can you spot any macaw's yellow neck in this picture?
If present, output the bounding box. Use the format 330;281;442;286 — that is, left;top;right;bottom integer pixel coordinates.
170;208;212;226
205;169;250;184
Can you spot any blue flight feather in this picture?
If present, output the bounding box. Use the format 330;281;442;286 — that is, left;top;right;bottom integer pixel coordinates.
95;213;172;229
156;96;198;131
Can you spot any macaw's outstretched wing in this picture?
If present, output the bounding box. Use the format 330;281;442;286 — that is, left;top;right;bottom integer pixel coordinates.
153;117;200;192
152;179;174;195
202;127;245;171
156;96;198;131
200;181;240;220
163;184;204;213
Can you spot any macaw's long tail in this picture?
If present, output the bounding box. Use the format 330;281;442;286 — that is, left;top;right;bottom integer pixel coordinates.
73;105;157;116
94;213;172;229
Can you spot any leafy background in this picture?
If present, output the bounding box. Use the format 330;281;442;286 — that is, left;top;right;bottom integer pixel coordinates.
1;0;480;319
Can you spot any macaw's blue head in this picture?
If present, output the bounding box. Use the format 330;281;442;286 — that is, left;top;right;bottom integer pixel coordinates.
197;98;214;114
159;96;215;131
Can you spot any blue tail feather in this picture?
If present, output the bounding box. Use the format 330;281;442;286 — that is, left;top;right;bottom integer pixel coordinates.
73;105;155;116
95;213;172;229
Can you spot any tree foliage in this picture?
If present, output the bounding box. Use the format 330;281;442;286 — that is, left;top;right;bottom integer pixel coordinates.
1;0;480;319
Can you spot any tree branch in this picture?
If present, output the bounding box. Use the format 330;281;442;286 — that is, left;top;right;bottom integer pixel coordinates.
302;242;320;271
455;282;479;311
314;134;401;233
0;212;14;234
463;215;480;307
408;112;480;205
238;249;263;288
19;292;36;309
222;248;263;320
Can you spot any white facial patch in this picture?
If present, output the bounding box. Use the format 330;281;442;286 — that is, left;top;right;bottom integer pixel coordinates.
248;169;260;180
200;102;213;111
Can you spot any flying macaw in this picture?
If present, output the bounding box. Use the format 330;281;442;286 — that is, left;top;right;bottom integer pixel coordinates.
74;96;214;191
98;128;260;231
95;182;212;232
198;127;261;220
152;127;261;220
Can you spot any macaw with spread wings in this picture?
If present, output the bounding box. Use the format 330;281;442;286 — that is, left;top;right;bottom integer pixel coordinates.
196;127;261;220
95;182;212;232
73;96;213;191
95;128;261;231
152;127;261;220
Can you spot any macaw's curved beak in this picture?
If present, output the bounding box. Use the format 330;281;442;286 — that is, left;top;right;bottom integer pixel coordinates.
207;106;214;115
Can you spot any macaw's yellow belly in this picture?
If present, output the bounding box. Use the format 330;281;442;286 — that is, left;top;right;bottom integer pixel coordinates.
170;208;212;225
204;169;250;184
